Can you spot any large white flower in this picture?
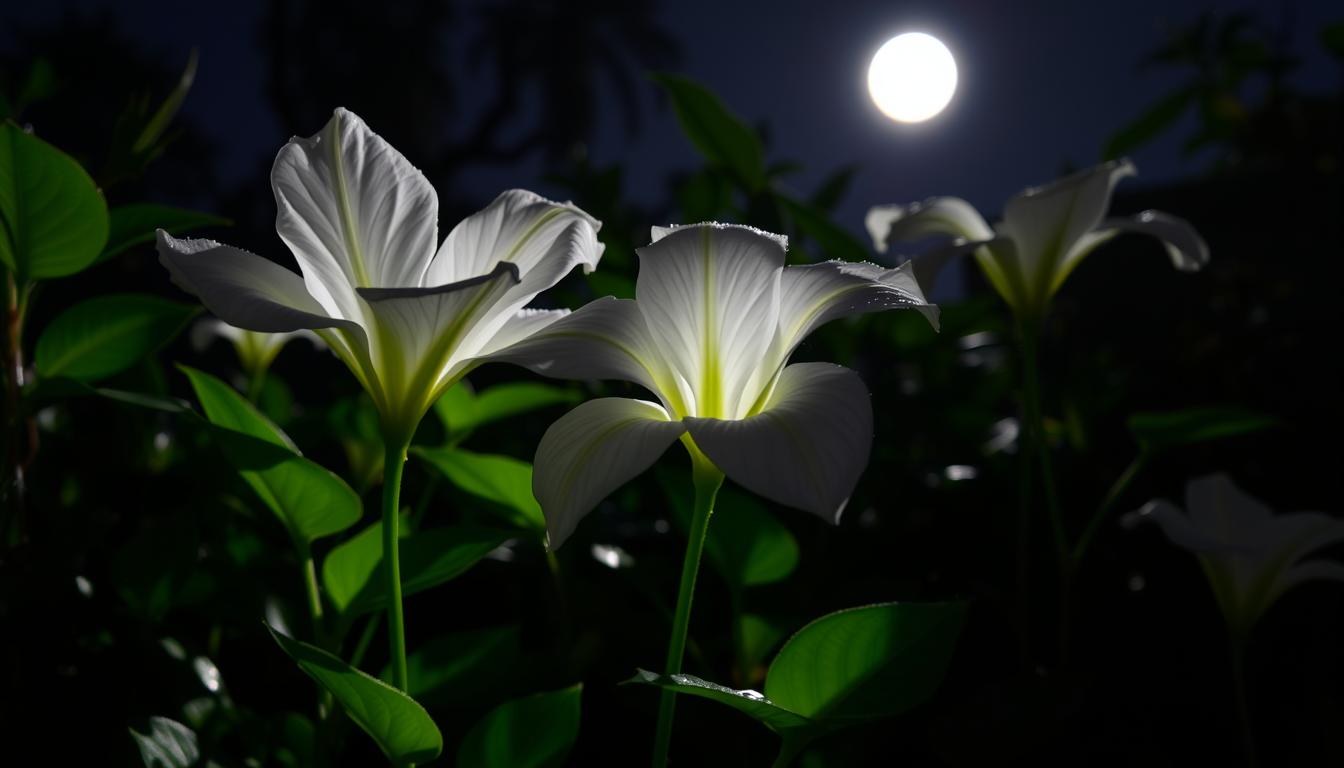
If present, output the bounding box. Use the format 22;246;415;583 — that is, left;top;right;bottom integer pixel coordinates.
865;159;1209;318
1124;474;1344;634
158;108;603;440
490;222;937;547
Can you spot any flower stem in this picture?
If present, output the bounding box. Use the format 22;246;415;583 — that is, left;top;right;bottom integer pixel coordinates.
2;272;30;548
651;459;723;768
1230;630;1257;767
382;437;411;692
1018;323;1066;565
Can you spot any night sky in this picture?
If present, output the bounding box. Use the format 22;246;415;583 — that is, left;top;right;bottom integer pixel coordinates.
4;0;1339;242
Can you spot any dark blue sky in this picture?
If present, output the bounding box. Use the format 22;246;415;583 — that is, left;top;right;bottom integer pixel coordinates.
5;0;1339;244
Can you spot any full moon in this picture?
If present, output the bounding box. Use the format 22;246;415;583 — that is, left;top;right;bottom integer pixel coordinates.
867;32;958;123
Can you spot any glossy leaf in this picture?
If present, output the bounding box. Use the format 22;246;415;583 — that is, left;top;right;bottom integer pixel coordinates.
1128;406;1276;453
413;446;545;531
99;203;229;262
322;521;512;620
457;685;583;768
129;716;199;768
181;366;361;543
626;670;812;734
433;380;577;440
766;602;966;722
391;626;523;704
268;626;442;766
652;73;766;191
35;294;196;381
0;122;109;280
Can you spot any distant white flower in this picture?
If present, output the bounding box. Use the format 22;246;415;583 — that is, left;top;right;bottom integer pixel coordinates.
1124;473;1344;633
866;159;1208;318
491;223;936;547
191;318;323;377
158;108;603;440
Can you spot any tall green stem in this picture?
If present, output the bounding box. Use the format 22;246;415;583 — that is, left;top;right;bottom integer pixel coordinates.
382;437;411;692
651;458;723;768
2;273;30;547
1018;323;1065;564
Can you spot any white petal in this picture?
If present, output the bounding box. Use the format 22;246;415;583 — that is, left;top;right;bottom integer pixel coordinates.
157;231;354;334
272;107;438;318
998;159;1136;298
1121;499;1226;552
533;398;686;548
1273;559;1344;602
636;223;783;419
482;296;668;402
473;308;570;359
356;262;520;413
1184;474;1273;547
424;189;603;291
776;259;939;356
684;362;872;524
865;198;994;253
1052;210;1210;294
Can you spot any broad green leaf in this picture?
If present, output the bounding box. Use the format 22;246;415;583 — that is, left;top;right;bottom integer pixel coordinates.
433;380;577;440
268;626;442;766
322;521;511;620
777;194;871;264
34;293;196;381
181;366;360;542
665;474;799;588
766;602;965;722
1128;407;1277;453
652;73;766;192
0;122;109;279
457;685;582;768
129;716;199;768
99;203;229;262
391;626;522;704
413;446;545;531
626;670;812;734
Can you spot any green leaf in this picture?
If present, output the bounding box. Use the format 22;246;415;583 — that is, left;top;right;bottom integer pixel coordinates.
739;613;787;680
766;602;965;722
129;716;199;768
322;521;511;620
34;293;196;381
626;670;813;734
1102;85;1196;160
777;194;871;264
267;626;442;766
181;365;360;543
432;380;577;440
652;73;766;192
665;475;798;589
99;203;230;262
457;685;582;768
134;48;197;155
1127;406;1277;453
413;446;545;531
392;626;523;704
0;122;109;280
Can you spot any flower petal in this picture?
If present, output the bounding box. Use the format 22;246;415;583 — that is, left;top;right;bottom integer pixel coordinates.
1052;210;1210;294
474;308;570;358
272;107;438;318
684;362;872;524
482;296;668;403
424;189;603;293
157;231;353;334
636;223;783;419
998;159;1136;299
775;259;939;356
1121;499;1226;552
356;262;521;417
533;398;686;549
865;197;994;253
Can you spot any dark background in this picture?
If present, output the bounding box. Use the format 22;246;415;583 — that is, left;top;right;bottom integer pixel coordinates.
1;1;1341;766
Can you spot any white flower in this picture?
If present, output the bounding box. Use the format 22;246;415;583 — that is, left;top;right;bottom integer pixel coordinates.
1124;474;1344;633
158;108;603;439
490;222;937;547
866;159;1209;318
190;318;323;377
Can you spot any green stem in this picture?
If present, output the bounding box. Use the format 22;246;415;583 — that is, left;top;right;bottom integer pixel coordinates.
2;273;29;548
1230;631;1257;767
382;437;411;692
1018;324;1066;565
349;612;382;672
1071;452;1147;568
651;458;723;768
